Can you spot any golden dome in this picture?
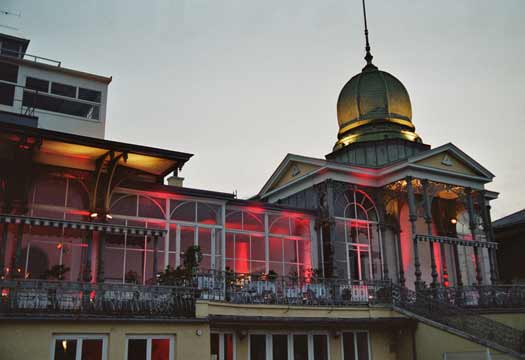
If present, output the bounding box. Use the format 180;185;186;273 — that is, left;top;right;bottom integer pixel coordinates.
335;66;421;150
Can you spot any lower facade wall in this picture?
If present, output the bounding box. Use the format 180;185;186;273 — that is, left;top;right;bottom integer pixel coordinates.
0;319;414;360
0;320;210;360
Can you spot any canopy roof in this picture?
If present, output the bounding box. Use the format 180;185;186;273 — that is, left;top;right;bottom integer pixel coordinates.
0;121;193;177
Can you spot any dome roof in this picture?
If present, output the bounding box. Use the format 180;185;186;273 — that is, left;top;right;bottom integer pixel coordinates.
335;65;421;150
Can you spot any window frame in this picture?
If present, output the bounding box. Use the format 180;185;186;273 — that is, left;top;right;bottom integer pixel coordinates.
124;335;175;360
340;330;371;360
210;332;236;360
50;334;108;360
247;331;330;360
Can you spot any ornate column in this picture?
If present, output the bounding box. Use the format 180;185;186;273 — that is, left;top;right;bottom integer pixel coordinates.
82;231;92;282
153;235;159;276
465;188;482;285
422;180;438;287
406;176;423;289
478;191;498;283
395;222;406;287
0;224;8;273
96;231;106;283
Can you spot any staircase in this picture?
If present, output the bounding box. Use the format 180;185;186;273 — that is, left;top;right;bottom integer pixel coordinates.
392;286;525;358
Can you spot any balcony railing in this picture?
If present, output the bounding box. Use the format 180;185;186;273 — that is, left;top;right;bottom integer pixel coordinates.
193;270;393;306
0;280;196;318
419;285;525;310
0;273;393;318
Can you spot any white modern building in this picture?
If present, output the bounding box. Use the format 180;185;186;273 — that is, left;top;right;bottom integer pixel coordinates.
0;32;111;138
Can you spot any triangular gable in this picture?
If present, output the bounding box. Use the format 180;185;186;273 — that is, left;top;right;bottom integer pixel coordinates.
257;154;326;197
269;161;321;191
408;143;494;180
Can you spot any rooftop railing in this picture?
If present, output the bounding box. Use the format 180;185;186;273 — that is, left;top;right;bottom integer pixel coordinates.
1;48;61;67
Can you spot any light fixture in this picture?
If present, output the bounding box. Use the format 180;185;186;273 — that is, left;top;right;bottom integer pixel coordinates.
450;218;457;225
105;213;113;220
62;340;67;351
90;212;98;219
56;243;63;250
195;329;203;336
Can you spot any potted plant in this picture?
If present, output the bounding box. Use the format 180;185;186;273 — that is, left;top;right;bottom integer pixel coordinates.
157;265;187;286
43;265;70;281
125;270;139;284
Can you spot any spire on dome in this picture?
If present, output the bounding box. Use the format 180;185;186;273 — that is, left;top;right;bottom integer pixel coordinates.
361;0;377;71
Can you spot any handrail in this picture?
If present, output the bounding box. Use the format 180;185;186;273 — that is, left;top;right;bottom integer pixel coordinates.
0;48;61;67
392;285;525;355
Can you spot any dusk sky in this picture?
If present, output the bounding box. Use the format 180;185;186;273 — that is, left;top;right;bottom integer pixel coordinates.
3;0;524;220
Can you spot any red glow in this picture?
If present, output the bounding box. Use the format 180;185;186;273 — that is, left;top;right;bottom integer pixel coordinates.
399;205;412;281
432;222;442;282
349;219;370;228
245;206;266;214
56;243;63;250
1;288;8;297
90;290;96;301
235;242;249;273
65;209;91;216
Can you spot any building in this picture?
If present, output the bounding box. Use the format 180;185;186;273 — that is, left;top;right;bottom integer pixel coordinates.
493;210;525;284
0;14;525;360
0;32;110;138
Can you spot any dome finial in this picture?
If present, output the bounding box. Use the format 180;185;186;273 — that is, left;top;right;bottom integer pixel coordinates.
361;0;377;71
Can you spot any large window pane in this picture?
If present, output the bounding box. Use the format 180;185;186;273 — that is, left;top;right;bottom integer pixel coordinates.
78;88;101;103
171;200;195;222
180;227;195;256
356;332;369;360
313;335;328;360
293;334;308;360
128;339;147;360
197;203;221;225
250;234;265;261
269;237;282;262
151;338;170;360
269;216;290;236
243;212;264;232
210;333;220;360
81;339;103;360
224;334;234;360
0;61;18;82
250;335;266;360
54;339;77;360
198;227;212;255
0;82;14;106
26;77;49;92
343;332;355;360
272;334;288;360
139;196;165;219
110;193;137;216
22;91;100;120
51;82;76;98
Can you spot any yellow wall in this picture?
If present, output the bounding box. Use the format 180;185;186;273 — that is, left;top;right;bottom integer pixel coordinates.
414;322;511;360
0;321;209;360
416;152;479;176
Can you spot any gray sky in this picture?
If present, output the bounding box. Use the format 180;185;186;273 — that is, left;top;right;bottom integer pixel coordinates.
3;0;524;220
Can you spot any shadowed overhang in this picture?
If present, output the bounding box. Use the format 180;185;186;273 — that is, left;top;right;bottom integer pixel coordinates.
0;121;193;177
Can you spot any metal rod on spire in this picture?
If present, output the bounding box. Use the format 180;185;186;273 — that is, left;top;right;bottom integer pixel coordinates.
361;0;376;69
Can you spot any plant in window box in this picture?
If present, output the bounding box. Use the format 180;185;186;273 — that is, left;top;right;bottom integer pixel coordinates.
125;270;139;284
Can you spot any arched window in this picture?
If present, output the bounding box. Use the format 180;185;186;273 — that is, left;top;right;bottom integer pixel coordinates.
333;189;382;281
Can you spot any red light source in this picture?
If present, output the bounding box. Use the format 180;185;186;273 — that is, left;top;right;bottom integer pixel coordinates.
56;243;63;250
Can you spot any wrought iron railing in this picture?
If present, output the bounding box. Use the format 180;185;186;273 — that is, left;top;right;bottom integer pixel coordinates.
192;270;393;306
418;285;525;309
392;286;525;355
0;280;196;318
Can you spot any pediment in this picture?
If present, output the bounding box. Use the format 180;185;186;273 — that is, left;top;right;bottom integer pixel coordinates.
409;143;494;180
268;161;321;192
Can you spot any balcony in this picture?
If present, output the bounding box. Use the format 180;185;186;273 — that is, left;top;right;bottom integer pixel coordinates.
0;273;393;319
